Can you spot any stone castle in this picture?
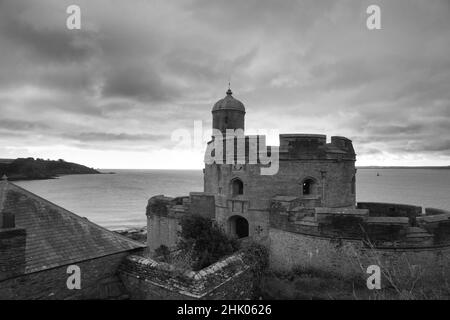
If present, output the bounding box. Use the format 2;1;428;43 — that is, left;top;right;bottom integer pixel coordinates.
2;88;450;300
147;88;450;278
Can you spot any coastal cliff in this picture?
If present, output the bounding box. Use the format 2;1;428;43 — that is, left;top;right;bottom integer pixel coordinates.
0;158;100;181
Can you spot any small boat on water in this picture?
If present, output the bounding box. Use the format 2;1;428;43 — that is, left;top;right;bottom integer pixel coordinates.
377;172;381;176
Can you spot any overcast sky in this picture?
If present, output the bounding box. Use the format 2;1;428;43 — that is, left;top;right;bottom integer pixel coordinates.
0;0;449;169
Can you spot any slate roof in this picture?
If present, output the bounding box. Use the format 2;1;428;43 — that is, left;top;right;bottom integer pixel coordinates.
0;180;145;275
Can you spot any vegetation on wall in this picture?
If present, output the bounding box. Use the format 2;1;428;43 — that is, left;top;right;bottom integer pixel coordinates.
154;245;171;262
148;199;169;216
177;214;240;271
350;240;450;300
241;242;270;282
258;266;366;300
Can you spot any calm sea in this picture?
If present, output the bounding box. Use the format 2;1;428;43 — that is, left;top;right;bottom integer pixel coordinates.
14;169;450;230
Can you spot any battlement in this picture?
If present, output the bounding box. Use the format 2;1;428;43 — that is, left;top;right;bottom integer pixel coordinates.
278;134;355;161
270;197;450;249
279;134;327;149
330;136;355;154
205;133;355;165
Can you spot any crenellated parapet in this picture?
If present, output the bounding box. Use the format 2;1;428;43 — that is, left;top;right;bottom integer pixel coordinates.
205;133;356;164
279;134;356;161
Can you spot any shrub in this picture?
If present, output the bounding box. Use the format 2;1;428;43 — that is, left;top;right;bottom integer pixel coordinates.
148;199;168;216
344;239;450;300
154;245;171;262
177;215;240;270
241;242;270;280
170;247;196;271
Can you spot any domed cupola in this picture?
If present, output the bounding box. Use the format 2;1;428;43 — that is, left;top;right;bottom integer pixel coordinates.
212;88;245;135
212;89;246;113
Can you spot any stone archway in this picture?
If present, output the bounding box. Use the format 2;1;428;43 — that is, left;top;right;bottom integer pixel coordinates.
228;215;249;239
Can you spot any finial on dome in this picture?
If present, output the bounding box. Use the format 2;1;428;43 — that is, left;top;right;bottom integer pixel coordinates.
226;80;233;96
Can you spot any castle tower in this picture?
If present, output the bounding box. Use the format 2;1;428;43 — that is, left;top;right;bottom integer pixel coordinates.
212;88;245;135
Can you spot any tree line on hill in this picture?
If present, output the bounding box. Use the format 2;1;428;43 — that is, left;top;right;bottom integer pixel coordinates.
0;158;100;181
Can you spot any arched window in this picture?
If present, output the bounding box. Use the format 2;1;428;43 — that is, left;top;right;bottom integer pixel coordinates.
302;178;316;196
231;178;244;196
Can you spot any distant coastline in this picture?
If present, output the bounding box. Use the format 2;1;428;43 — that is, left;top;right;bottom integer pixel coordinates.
2;158;448;182
0;157;103;181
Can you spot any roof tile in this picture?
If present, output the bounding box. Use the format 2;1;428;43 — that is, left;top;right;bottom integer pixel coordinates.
0;182;145;275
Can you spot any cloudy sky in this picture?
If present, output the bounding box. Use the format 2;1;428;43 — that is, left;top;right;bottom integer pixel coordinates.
0;0;449;169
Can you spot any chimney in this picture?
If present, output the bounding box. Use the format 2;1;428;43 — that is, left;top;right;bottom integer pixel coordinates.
0;178;26;281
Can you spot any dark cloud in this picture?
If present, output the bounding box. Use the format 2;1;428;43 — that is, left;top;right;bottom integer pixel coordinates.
0;0;449;167
418;140;450;153
0;119;49;131
65;132;168;143
0;2;97;64
100;63;178;103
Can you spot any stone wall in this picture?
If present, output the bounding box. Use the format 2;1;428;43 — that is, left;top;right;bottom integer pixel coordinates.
147;215;181;252
204;133;357;212
268;200;450;286
146;195;189;252
269;200;450;247
205;159;356;209
425;207;450;216
357;202;422;220
119;253;254;300
416;210;450;244
189;192;215;219
0;252;131;300
216;206;270;241
203;155;356;243
268;228;450;283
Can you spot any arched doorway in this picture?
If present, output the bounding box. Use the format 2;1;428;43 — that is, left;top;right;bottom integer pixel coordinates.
228;215;249;239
